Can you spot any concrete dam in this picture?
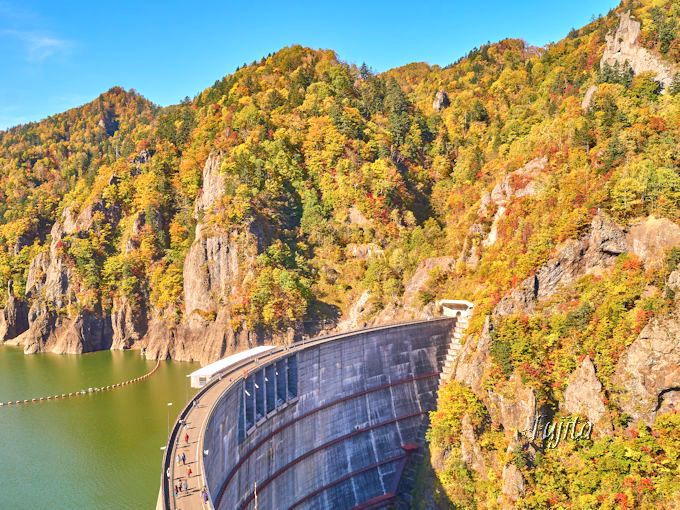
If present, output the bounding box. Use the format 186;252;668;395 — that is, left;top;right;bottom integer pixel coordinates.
161;302;472;510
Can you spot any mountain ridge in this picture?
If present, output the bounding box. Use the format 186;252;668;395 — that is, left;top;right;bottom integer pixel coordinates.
1;0;679;506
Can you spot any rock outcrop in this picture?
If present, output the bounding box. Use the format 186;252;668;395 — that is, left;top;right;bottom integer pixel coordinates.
345;243;383;260
581;85;598;111
336;290;371;332
626;216;680;268
47;308;114;355
488;373;537;438
500;462;525;509
402;256;456;309
432;90;450;111
143;153;266;363
601;11;677;90
142;310;255;363
462;156;547;264
562;356;612;434
494;212;626;316
111;297;147;350
614;305;680;424
460;413;487;478
13;200;121;354
480;156;547;248
454;316;493;393
0;282;29;341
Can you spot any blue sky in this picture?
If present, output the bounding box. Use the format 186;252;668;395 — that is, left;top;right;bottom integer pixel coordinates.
0;0;620;130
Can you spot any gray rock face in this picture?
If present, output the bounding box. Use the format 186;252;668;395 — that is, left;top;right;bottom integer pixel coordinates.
193;153;224;216
460;413;487;478
432;90;450;111
454;316;493;393
16;202;118;354
494;213;626;316
345;243;383;259
668;270;680;292
14;195;125;355
562;357;611;433
626;216;680;268
614;306;680;424
183;230;249;326
142;309;254;364
657;390;680;416
0;283;29;341
472;156;547;249
336;290;371;332
111;297;147;350
183;153;261;328
488;373;536;438
125;211;146;253
144;152;266;364
581;85;598;111
500;463;525;508
601;11;677;90
402;256;456;309
51;309;114;354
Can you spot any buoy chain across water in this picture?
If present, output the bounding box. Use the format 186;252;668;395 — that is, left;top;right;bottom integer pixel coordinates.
0;359;161;407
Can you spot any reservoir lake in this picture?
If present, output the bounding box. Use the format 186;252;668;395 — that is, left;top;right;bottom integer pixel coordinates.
0;346;197;509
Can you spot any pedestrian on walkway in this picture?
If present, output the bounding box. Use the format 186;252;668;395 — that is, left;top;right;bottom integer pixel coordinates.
184;432;189;443
183;478;189;492
187;466;192;478
174;484;178;497
181;452;186;465
202;487;209;503
176;453;180;465
177;480;182;494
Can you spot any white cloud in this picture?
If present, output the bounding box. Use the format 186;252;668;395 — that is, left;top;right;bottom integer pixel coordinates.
0;28;72;62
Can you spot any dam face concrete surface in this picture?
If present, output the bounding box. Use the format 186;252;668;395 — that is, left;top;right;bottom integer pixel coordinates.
200;319;455;510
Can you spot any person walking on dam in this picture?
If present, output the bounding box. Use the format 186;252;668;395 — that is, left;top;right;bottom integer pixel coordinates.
181;452;186;465
187;466;192;478
184;432;189;444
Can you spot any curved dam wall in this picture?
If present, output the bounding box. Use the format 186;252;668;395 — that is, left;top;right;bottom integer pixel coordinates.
203;318;455;510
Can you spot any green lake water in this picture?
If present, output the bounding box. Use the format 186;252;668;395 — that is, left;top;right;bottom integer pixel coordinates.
0;346;197;510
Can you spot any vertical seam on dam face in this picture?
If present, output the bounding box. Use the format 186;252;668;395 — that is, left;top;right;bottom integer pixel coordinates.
167;317;457;510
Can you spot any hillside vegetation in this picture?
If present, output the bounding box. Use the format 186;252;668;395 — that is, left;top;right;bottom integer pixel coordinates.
1;0;679;507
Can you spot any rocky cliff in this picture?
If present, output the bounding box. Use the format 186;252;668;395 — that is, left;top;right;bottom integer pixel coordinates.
602;11;677;89
8;198;121;354
142;154;264;363
427;206;680;508
0;282;28;341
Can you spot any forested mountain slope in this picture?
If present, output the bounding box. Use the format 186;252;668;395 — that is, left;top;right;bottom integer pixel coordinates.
0;0;679;506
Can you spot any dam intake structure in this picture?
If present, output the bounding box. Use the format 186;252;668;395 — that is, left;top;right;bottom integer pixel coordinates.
161;301;473;510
